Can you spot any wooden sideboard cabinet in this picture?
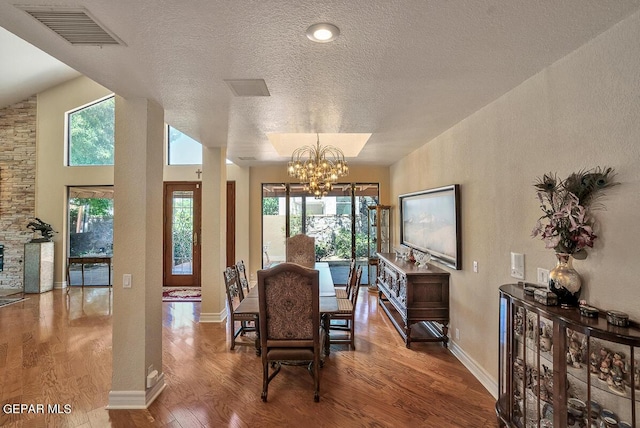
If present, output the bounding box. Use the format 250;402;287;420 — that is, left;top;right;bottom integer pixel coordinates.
376;252;450;348
497;283;640;428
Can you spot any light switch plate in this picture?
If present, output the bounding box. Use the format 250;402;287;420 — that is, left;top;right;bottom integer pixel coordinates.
510;252;524;279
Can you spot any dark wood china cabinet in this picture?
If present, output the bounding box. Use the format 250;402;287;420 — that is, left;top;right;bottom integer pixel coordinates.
498;284;640;428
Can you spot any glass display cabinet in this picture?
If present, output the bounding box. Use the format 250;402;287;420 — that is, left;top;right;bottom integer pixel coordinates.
498;283;640;428
367;205;391;290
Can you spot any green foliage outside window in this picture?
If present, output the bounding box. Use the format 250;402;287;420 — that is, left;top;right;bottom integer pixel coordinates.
69;198;112;218
172;197;194;263
69;97;115;166
262;197;279;215
335;229;368;259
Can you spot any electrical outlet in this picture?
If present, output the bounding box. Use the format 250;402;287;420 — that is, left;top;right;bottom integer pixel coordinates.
123;274;132;288
473;261;478;273
537;268;550;285
455;328;460;340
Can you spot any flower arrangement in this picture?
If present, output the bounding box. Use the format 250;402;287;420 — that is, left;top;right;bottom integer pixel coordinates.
531;167;617;259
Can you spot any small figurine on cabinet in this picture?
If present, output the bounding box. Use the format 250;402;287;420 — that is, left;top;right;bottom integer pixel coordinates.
566;330;586;368
598;348;612;381
407;248;416;263
539;365;553;403
607;352;628;395
539;323;553;352
514;310;524;336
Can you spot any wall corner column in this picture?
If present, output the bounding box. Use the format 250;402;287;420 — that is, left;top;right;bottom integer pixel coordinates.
200;146;227;322
108;96;165;409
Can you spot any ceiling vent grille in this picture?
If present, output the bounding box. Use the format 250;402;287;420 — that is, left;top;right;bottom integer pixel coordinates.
17;6;125;46
224;79;270;97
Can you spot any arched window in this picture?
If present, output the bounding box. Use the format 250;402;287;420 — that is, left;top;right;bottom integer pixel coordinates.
67;95;115;166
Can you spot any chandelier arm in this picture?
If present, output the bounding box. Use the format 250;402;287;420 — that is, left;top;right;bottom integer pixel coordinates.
287;139;349;197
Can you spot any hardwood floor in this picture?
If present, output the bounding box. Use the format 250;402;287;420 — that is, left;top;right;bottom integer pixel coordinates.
0;287;497;427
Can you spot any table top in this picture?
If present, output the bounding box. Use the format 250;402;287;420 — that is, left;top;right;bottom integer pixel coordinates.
235;262;339;314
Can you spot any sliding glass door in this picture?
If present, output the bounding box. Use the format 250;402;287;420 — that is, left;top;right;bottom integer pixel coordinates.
261;183;379;285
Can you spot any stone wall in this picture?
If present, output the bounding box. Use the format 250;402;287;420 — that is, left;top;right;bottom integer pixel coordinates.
0;97;37;289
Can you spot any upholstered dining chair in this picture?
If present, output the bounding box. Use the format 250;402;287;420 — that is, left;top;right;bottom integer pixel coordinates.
285;234;316;268
329;266;363;349
223;265;259;355
257;262;323;402
235;259;252;297
335;258;356;299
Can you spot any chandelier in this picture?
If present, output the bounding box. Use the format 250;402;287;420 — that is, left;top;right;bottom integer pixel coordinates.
287;134;349;199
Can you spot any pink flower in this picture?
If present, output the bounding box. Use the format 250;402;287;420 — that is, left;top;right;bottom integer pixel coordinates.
545;235;561;249
531;220;543;238
533;167;616;258
573;230;597;249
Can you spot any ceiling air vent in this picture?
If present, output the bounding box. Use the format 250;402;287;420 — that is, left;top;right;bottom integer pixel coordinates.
237;156;257;161
224;79;270;97
17;6;125;46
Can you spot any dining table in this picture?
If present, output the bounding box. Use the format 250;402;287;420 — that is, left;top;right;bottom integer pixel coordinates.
234;262;339;356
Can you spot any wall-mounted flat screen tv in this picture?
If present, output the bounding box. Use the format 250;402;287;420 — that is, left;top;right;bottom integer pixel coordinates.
399;184;461;270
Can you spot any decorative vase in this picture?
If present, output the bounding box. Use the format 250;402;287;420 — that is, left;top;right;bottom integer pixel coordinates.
549;253;582;307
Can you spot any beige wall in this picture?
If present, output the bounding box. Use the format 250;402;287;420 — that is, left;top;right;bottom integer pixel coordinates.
248;165;390;276
390;9;640;390
36;76;113;286
36;76;250;286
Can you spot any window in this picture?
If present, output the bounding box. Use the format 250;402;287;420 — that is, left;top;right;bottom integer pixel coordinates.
261;183;380;284
67;96;115;166
68;186;114;258
168;126;202;165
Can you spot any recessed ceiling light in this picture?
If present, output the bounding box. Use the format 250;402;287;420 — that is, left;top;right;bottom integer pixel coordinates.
306;23;340;43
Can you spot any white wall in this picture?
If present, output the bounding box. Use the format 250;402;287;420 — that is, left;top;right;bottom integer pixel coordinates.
390;9;640;393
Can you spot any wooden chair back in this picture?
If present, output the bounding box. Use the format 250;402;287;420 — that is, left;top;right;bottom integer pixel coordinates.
257;262;322;401
223;265;258;353
285;234;316;268
235;260;251;296
223;265;244;307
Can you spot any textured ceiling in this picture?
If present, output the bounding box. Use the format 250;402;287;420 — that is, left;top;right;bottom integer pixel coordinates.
1;1;639;166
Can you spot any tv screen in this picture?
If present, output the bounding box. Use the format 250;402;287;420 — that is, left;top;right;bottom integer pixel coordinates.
399;184;461;270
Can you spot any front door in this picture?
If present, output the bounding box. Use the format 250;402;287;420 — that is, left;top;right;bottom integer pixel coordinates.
164;182;201;287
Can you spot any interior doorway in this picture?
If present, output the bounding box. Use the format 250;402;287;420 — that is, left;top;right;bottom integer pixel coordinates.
163;182;201;287
226;181;236;267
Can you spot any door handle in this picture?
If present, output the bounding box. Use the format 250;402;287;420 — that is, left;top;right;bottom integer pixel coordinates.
193;232;198;246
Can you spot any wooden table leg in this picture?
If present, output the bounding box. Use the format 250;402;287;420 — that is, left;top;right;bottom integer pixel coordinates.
322;314;331;356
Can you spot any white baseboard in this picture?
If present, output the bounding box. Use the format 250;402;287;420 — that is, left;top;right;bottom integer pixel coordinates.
199;309;225;323
107;373;166;409
54;281;67;289
449;340;498;399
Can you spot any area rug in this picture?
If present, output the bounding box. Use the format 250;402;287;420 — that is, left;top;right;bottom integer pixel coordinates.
0;297;27;308
162;287;201;302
